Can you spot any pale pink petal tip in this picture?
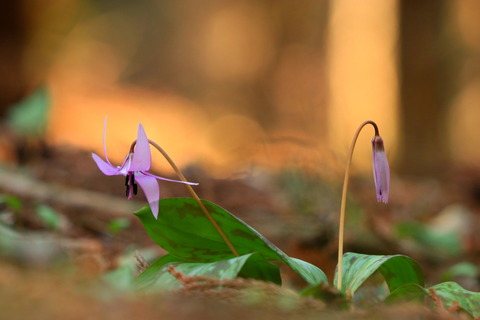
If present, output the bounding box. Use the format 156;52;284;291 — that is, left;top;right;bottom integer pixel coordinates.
92;153;121;176
135;174;160;219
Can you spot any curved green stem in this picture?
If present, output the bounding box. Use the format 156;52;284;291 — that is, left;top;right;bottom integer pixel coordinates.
337;120;379;291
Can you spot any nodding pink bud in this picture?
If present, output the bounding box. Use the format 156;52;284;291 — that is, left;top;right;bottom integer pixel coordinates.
372;136;390;204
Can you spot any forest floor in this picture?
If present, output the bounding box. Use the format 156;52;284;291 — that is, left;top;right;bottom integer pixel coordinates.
0;144;479;319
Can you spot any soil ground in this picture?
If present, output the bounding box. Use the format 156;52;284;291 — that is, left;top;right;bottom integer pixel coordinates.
0;143;479;319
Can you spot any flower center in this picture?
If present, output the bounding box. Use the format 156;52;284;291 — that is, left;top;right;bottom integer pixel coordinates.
125;173;138;198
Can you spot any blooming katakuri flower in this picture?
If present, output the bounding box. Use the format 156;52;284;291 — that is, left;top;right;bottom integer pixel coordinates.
371;135;390;203
92;122;198;218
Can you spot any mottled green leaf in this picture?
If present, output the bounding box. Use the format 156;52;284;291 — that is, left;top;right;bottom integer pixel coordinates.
386;281;480;318
430;282;480;318
135;198;328;286
237;254;282;284
286;257;328;287
134;253;188;289
139;253;281;291
334;252;424;296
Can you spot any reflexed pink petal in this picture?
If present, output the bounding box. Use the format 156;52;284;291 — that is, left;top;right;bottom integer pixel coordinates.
130;123;152;172
92;153;122;176
102;118;113;166
142;172;199;185
135;173;160;219
372;136;390;204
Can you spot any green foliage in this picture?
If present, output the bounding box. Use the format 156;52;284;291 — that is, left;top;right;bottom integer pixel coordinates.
7;86;50;136
431;282;480;318
135;197;327;286
107;218;131;234
104;248;158;291
136;253;281;291
0;194;22;212
386;282;480;318
132;197;479;317
396;221;462;257
441;262;479;282
334;253;424;296
36;205;61;230
135;253;188;289
384;283;427;304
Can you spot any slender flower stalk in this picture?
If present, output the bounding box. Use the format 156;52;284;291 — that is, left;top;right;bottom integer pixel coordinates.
336;120;390;291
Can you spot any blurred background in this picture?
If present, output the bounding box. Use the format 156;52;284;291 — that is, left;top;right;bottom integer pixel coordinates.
1;1;480;315
3;0;480;175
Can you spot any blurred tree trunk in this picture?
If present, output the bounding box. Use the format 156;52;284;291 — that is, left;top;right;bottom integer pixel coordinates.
0;1;27;117
397;0;456;175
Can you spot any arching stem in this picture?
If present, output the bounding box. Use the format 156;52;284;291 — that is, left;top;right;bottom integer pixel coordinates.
337;120;379;291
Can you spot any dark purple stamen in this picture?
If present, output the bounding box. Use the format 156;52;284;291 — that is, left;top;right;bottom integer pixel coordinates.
132;174;138;195
125;173;138;197
125;175;130;197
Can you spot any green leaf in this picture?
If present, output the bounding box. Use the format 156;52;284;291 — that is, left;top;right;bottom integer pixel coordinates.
430;282;480;318
334;252;424;296
36;205;61;230
135;198;328;286
7;86;50;136
104;248;158;291
441;262;479;282
237;254;282;284
396;221;463;257
134;253;188;289
386;281;480;318
286;257;329;287
0;194;22;211
385;283;427;304
138;253;281;291
107;218;131;234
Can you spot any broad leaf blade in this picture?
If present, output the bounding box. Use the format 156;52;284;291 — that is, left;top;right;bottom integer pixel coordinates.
386;281;480;318
135;198;328;286
142;253;281;290
238;254;282;284
430;282;480;318
285;257;328;286
334;253;424;295
135;198;283;261
378;255;425;292
134;254;188;289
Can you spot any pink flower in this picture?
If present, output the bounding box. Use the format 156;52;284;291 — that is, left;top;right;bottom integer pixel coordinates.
372;136;390;203
92;122;198;218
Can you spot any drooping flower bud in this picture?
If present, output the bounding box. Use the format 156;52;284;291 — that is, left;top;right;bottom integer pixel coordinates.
372;136;390;203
